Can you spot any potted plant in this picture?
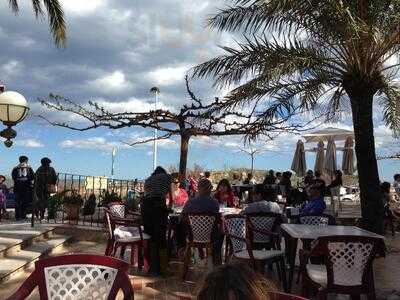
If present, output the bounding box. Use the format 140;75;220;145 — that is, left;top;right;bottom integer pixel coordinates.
47;190;68;219
63;191;84;220
99;190;122;207
83;193;97;216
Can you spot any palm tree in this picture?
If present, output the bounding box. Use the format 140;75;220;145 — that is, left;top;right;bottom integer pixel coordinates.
9;0;66;47
193;0;400;233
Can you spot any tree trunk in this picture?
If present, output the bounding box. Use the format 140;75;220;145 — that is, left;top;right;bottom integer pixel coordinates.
179;134;190;180
348;89;384;234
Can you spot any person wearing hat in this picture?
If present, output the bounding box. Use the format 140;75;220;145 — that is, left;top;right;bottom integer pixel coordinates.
35;157;57;220
12;156;35;220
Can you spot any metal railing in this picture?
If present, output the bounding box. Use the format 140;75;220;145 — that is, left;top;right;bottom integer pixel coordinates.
31;173;144;228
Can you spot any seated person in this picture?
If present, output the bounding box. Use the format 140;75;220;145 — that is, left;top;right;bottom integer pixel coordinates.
314;171;326;195
263;169;276;185
382;182;400;219
243;173;256;185
241;184;281;214
393;174;400;196
301;184;326;215
214;179;237;207
167;176;189;207
182;179;219;214
182;179;222;265
327;170;343;190
303;170;315;187
275;172;282;184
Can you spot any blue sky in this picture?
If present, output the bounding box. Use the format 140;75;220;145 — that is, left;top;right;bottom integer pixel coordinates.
0;0;399;181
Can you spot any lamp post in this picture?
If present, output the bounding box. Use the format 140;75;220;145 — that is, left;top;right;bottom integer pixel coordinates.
0;86;29;147
150;87;160;171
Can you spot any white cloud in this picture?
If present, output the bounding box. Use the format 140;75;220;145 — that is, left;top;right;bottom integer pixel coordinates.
61;0;106;16
59;137;126;152
1;60;23;79
95;97;173;113
14;138;44;148
146;64;190;86
88;71;133;93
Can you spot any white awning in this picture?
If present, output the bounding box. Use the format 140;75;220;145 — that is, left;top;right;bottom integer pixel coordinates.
303;127;354;143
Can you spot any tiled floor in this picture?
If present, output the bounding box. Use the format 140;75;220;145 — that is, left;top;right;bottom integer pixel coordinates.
0;226;399;299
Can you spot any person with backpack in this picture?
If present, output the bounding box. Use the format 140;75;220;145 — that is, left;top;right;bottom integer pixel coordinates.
11;156;34;220
35;157;57;220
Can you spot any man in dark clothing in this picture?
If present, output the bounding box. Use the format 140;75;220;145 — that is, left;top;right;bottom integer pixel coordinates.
35;157;58;219
141;166;172;276
11;156;34;220
182;179;223;265
182;179;219;214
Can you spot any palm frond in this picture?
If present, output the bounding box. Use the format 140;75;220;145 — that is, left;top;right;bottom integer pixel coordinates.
31;0;44;17
8;0;18;12
42;0;67;47
192;35;333;88
379;83;400;136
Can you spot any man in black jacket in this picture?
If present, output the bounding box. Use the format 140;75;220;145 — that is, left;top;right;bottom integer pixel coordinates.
11;156;34;220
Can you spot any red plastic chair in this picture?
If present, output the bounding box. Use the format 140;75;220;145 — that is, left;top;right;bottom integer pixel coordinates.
104;208;150;271
6;254;134;300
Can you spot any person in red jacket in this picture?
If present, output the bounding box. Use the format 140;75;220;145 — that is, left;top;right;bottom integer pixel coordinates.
214;179;237;207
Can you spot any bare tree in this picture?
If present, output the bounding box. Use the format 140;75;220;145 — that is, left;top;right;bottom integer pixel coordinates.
236;145;271;174
39;77;304;178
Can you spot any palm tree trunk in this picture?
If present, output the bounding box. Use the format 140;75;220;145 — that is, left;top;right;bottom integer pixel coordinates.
179;134;190;180
349;92;384;234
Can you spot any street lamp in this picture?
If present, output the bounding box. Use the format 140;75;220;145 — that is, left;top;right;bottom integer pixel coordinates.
0;86;29;147
150;87;160;171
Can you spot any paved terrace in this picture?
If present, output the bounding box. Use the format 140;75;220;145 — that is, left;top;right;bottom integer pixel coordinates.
0;223;398;300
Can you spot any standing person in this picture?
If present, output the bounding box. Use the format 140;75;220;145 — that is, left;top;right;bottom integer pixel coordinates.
263;169;276;185
188;174;198;197
141;166;172;276
0;175;8;219
11;156;34;220
35;158;58;220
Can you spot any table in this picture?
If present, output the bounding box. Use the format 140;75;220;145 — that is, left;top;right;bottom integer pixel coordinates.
281;224;385;292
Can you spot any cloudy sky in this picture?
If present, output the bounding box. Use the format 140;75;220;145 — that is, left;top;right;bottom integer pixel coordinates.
0;0;398;180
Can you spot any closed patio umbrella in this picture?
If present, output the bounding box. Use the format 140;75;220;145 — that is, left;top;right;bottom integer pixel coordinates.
324;138;337;178
314;140;325;174
342;136;355;175
291;140;307;177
